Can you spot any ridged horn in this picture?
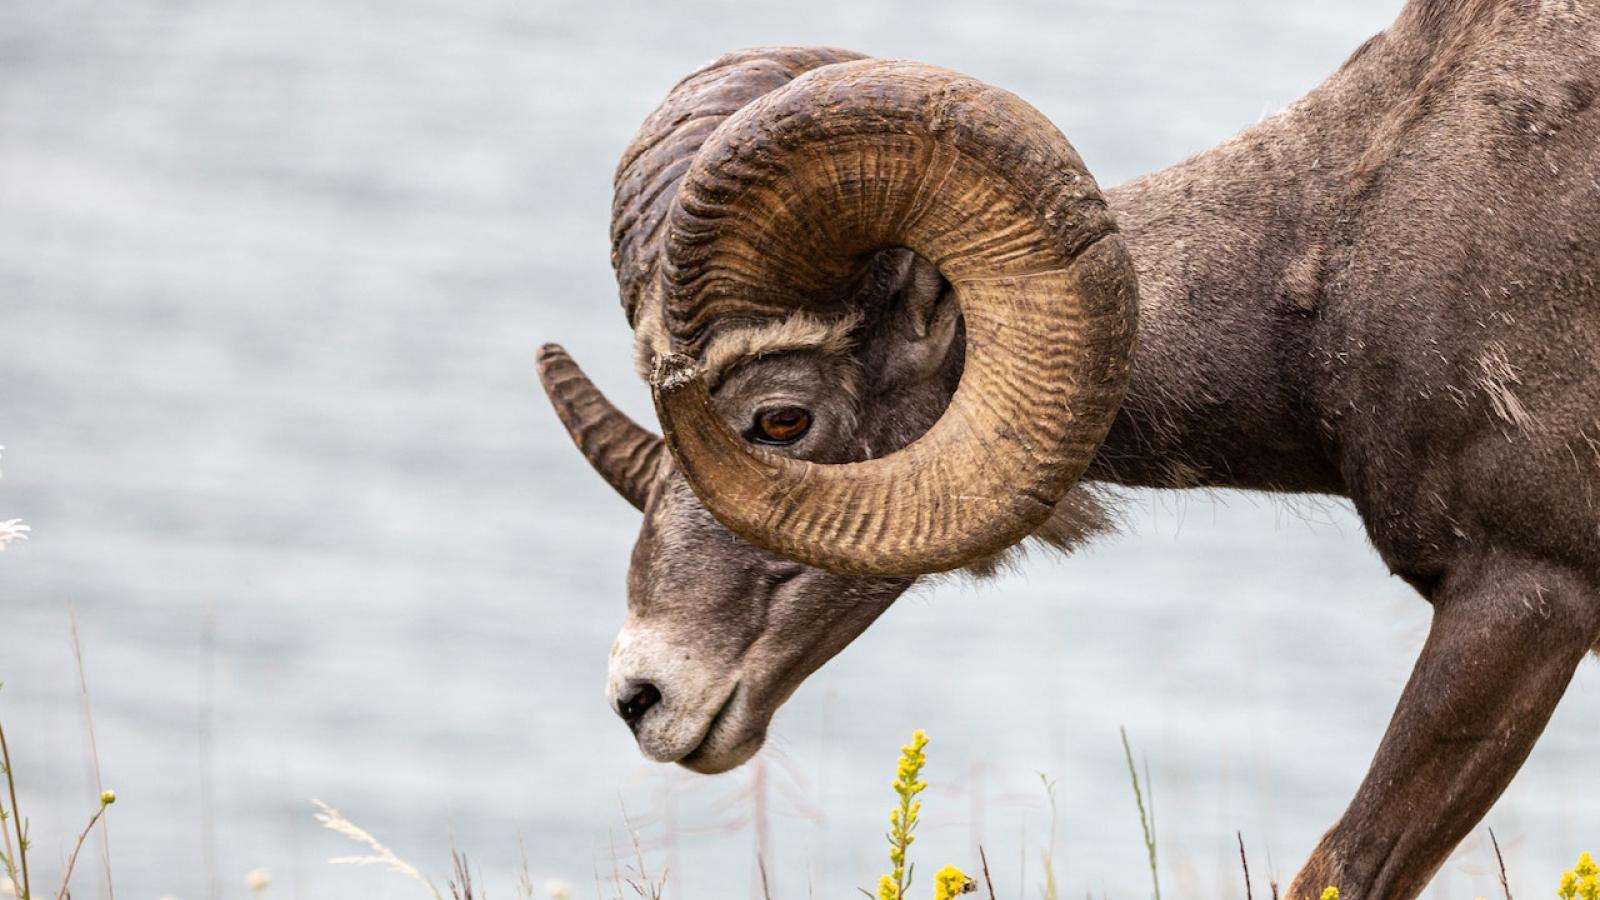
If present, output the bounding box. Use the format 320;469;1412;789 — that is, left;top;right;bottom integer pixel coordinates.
611;47;870;329
651;59;1138;576
537;343;664;511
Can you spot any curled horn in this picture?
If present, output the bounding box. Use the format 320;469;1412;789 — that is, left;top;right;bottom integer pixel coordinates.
541;48;868;506
651;59;1139;576
611;47;872;330
537;344;663;511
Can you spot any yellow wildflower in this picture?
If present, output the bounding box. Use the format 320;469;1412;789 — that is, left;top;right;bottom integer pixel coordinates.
871;731;973;900
881;730;930;899
1561;853;1600;900
933;865;975;900
1320;888;1339;900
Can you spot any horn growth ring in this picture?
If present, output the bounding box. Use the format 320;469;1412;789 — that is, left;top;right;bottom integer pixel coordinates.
653;59;1138;576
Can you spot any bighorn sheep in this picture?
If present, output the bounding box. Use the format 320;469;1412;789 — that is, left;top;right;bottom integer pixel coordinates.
536;1;1600;895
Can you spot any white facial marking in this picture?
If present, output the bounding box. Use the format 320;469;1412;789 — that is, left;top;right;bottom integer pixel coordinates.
607;619;738;764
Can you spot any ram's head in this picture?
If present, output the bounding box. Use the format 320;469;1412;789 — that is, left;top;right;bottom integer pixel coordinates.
538;48;1137;774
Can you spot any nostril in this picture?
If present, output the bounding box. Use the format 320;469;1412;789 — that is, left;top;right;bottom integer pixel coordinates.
616;682;662;730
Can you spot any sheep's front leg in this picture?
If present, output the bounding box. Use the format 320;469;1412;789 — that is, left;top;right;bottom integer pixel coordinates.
1286;549;1600;900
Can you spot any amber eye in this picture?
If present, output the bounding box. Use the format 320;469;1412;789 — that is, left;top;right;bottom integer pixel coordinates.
748;406;812;445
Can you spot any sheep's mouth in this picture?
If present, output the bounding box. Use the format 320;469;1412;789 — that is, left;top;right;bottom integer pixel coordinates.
678;683;765;774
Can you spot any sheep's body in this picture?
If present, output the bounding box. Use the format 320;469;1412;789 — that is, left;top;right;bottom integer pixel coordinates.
1084;4;1600;891
1098;0;1600;585
538;1;1600;896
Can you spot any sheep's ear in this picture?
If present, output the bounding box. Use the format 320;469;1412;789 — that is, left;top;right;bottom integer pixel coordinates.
873;255;961;390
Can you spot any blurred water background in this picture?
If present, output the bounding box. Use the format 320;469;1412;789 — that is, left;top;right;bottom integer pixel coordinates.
1;0;1595;897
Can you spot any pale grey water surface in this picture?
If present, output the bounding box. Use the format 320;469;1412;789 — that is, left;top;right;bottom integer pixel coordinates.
1;0;1595;898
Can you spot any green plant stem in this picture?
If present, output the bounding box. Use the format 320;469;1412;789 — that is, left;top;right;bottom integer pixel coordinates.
1120;727;1160;900
0;788;19;899
0;712;29;900
892;787;915;899
1038;775;1059;900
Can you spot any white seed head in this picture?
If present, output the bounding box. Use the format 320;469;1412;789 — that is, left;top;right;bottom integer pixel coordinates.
0;519;28;550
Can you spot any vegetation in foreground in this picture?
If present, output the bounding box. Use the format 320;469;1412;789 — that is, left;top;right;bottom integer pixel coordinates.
308;727;1594;900
0;683;1594;900
1;685;116;900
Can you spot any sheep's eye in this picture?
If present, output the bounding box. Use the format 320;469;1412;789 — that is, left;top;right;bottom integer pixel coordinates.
749;406;812;445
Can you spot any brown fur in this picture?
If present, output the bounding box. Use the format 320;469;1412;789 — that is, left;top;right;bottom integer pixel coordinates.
542;2;1600;895
1087;1;1600;894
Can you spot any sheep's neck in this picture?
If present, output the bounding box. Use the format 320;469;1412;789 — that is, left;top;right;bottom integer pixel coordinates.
1085;18;1435;495
1088;133;1342;494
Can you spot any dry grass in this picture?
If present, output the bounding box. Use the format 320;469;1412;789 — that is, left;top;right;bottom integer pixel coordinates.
1;683;117;900
0;644;1583;900
312;799;443;898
